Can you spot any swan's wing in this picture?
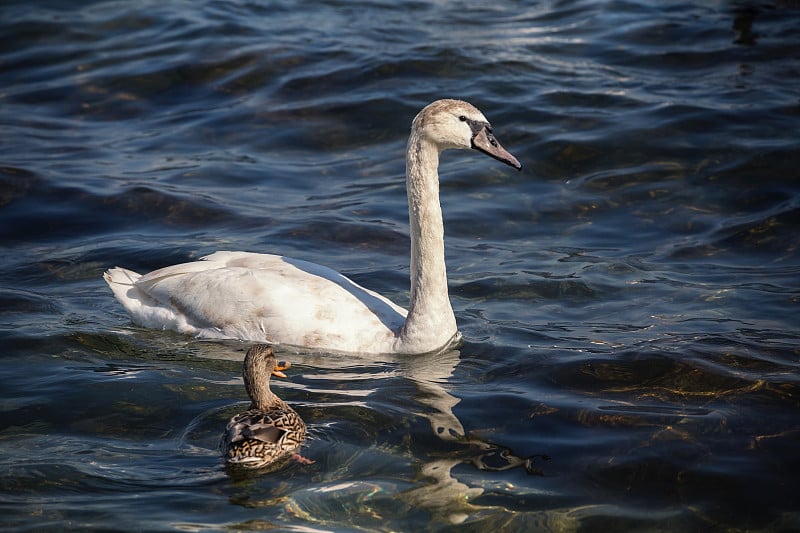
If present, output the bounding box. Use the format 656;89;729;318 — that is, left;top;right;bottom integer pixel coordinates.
128;251;407;349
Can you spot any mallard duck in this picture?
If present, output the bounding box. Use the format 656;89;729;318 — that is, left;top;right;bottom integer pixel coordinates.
104;99;521;355
221;344;309;469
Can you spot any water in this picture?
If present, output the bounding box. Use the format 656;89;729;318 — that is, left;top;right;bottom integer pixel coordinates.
1;0;799;530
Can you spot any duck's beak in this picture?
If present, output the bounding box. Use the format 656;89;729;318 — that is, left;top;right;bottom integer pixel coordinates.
272;360;291;379
471;126;522;170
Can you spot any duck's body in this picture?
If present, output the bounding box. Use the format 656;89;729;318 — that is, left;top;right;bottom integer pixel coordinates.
221;344;308;469
104;99;521;355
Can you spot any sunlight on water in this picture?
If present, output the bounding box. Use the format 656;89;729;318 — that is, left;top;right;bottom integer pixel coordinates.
1;0;799;531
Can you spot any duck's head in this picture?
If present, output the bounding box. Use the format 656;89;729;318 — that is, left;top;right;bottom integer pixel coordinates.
244;344;291;379
413;99;522;170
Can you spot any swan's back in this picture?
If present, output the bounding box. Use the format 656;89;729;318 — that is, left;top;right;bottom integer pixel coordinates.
105;251;406;352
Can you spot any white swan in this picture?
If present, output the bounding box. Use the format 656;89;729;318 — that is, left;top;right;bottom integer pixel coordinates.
104;99;521;355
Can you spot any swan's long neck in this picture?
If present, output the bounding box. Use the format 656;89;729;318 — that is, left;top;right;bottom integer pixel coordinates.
398;129;458;353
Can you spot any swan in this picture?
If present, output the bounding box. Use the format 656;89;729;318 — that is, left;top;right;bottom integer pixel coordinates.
221;344;310;469
104;99;521;354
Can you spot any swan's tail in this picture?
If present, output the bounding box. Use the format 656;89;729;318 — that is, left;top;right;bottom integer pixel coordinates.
104;267;140;283
104;267;142;302
104;266;160;320
103;267;195;333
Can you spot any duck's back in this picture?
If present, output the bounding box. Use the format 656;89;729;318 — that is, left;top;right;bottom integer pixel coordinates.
222;406;306;467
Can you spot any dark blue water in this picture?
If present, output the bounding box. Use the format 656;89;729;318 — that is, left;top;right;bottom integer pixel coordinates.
2;0;799;530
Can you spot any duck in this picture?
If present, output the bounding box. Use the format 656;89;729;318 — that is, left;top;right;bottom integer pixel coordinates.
221;344;309;469
104;99;521;354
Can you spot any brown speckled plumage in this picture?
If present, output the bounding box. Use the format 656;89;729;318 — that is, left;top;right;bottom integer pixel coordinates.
221;344;307;469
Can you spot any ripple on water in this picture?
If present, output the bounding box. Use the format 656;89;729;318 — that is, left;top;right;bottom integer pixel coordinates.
1;0;800;530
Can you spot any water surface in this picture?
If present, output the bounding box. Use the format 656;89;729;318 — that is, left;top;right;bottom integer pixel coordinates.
1;0;799;530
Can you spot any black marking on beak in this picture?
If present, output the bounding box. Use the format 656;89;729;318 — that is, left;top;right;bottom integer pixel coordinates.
467;120;522;170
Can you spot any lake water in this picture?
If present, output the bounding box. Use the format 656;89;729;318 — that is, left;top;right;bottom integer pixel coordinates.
1;0;799;530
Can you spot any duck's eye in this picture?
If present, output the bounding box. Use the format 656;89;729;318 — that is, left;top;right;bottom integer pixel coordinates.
459;115;467;122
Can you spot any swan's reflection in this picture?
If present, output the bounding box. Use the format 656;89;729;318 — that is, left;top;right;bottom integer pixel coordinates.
397;345;466;441
397;347;548;524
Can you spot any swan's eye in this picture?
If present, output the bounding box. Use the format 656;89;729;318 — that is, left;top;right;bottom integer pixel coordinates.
458;115;467;122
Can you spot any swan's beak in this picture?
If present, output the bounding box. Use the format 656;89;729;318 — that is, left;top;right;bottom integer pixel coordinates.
272;360;291;379
471;127;522;170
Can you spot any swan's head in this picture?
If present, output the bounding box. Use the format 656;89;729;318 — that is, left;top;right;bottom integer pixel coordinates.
413;99;522;170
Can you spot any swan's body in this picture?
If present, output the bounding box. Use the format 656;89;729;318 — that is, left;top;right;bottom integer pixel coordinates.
221;344;307;469
106;251;409;352
104;99;521;354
